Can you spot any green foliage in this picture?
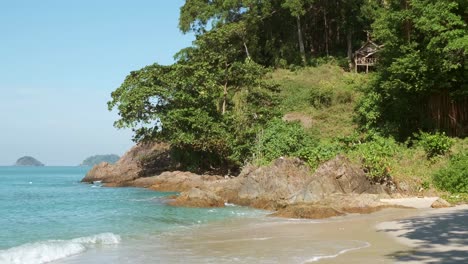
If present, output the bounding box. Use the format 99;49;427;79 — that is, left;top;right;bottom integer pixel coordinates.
350;135;400;181
433;153;468;193
415;131;454;159
363;0;468;138
296;142;342;169
179;0;382;67
109;24;279;172
253;119;315;165
309;87;333;108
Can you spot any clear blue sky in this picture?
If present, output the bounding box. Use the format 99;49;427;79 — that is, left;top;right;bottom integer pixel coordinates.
0;0;194;165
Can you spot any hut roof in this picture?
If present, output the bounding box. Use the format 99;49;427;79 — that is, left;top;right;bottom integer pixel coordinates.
355;40;383;58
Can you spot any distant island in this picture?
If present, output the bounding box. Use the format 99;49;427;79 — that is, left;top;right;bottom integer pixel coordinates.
80;154;120;166
15;156;45;167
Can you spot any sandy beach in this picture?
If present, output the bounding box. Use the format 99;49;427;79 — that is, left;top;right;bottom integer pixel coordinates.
376;205;468;264
58;204;467;263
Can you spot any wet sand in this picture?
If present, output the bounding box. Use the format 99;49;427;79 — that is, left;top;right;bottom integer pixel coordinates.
59;205;468;263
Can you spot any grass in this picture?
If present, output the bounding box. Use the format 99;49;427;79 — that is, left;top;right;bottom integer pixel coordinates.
271;63;368;140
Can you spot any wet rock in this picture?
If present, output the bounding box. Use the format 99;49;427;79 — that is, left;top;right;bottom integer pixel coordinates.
272;204;344;219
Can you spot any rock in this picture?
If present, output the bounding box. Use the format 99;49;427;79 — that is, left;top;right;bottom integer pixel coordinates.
149;171;225;192
169;188;225;208
168;156;389;215
295;155;386;203
431;198;451;208
223;156;387;210
232;158;311;209
81;142;171;185
15;156;44;167
397;181;410;192
272;204;344;219
272;194;401;219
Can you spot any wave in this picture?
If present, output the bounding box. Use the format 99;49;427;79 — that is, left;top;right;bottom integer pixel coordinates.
303;241;371;263
0;233;121;264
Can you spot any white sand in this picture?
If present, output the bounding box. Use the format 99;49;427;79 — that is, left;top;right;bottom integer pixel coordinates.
380;197;440;208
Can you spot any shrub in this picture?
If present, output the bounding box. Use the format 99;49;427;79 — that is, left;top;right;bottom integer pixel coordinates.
253;119;316;165
433;153;468;193
416;131;454;159
351;136;400;181
296;142;342;169
309;86;333;108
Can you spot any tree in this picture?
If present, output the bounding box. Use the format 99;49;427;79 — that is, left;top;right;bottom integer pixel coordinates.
359;0;468;138
109;24;278;172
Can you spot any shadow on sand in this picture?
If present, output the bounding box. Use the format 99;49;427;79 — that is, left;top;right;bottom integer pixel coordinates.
381;208;468;263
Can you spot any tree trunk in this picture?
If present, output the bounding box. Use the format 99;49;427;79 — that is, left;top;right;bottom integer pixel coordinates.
222;81;228;115
323;9;329;57
243;42;251;60
297;16;306;65
347;30;353;71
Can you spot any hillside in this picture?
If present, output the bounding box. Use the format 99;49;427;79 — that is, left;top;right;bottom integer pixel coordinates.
270;63;468;203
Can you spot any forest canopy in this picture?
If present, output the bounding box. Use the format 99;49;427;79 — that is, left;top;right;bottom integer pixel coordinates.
109;0;467;172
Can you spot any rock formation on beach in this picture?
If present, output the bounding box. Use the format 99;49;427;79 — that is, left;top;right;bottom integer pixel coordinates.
14;156;44;167
81;142;172;185
82;143;403;218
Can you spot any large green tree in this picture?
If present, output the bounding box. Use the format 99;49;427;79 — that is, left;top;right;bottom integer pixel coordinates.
109;23;278;172
358;0;467;138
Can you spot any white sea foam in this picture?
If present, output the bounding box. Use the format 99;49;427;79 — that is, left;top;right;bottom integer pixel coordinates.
0;233;121;264
303;241;371;263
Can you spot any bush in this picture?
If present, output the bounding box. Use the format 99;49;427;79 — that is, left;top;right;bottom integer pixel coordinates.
309;86;333;108
253;119;316;165
296;142;342;169
416;131;454;159
433;153;468;193
351;136;400;181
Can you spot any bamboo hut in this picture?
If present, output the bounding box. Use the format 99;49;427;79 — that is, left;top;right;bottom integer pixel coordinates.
354;40;383;73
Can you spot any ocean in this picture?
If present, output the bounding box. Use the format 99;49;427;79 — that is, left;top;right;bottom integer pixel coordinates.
0;166;374;264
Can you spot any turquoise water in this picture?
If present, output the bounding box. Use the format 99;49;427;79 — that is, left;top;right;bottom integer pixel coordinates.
0;167;265;263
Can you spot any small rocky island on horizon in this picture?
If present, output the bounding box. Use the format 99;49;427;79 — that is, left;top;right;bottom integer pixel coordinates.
80;154;120;167
15;156;45;167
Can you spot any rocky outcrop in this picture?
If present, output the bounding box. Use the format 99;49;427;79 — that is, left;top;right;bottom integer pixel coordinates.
81;148;397;218
166;156;390;213
81;142;171;185
294;155;385;203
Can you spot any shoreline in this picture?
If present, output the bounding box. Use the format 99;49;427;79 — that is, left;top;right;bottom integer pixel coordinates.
58;205;468;264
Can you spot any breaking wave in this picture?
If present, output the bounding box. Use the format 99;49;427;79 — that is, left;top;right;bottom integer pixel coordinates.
0;233;121;264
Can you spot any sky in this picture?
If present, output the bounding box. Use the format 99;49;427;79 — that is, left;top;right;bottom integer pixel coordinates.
0;0;194;165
